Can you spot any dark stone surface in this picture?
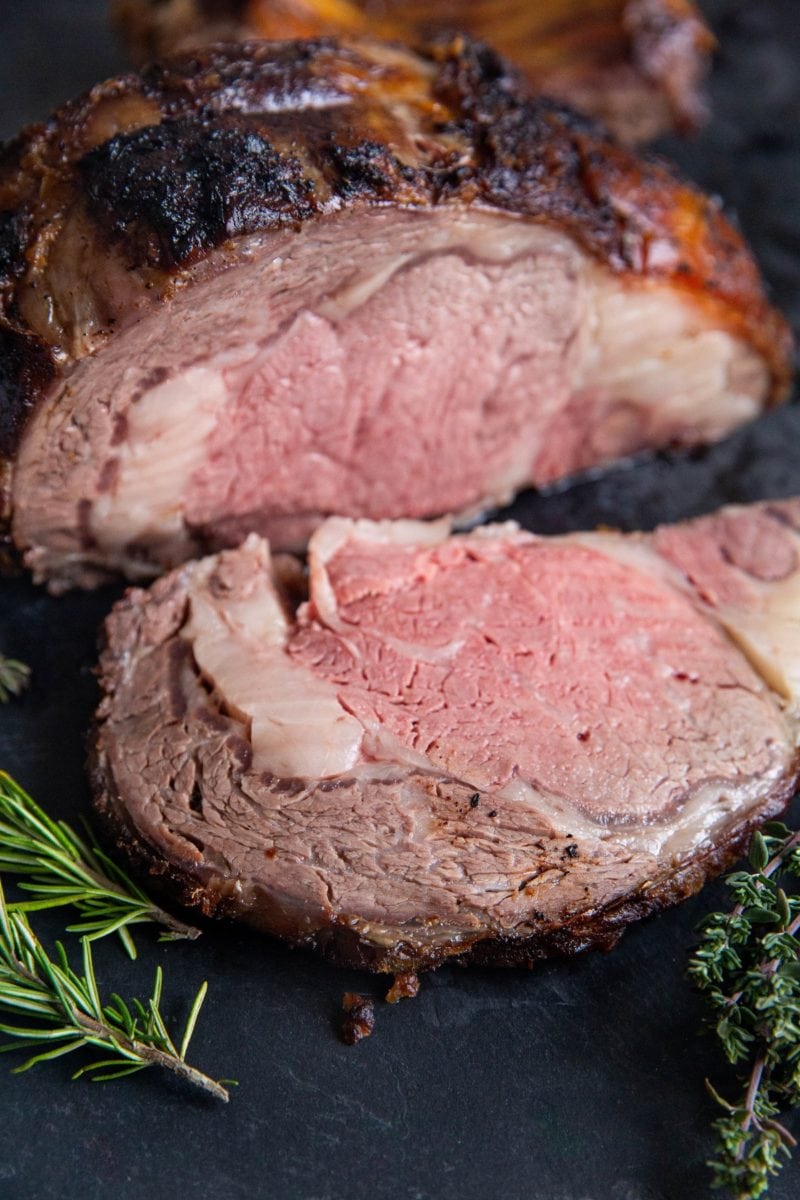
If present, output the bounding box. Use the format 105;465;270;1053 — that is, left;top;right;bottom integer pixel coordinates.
0;2;799;1197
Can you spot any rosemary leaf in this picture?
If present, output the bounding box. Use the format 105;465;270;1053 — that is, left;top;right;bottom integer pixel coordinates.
0;879;230;1101
180;980;208;1061
0;772;200;956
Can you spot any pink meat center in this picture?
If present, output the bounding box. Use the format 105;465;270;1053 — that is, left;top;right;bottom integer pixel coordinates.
288;537;783;823
183;252;574;530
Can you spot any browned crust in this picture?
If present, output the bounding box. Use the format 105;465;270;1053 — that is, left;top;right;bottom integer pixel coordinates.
89;728;797;974
112;0;714;140
0;37;792;480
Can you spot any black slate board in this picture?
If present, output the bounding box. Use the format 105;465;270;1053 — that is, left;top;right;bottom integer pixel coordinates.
1;3;799;1197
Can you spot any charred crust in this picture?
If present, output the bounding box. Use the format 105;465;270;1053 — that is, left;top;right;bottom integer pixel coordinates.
0;210;30;293
140;37;351;116
80;117;317;269
467;99;626;266
0;458;18;574
320;136;422;201
0;323;57;459
427;33;521;122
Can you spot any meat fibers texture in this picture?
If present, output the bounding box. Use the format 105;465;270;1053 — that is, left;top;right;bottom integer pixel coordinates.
92;500;800;973
113;0;715;143
0;38;792;589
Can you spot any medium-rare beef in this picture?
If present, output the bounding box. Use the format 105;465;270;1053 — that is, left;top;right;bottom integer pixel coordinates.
113;0;714;143
0;38;791;591
92;501;800;973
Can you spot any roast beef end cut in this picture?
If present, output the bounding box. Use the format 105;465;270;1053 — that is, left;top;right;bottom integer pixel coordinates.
92;502;800;972
1;38;790;590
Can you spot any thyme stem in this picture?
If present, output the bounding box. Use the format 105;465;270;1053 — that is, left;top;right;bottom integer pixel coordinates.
739;1056;766;1154
690;821;800;1198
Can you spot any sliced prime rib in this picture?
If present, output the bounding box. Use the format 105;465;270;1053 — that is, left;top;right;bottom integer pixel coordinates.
0;38;791;591
92;500;800;973
113;0;714;143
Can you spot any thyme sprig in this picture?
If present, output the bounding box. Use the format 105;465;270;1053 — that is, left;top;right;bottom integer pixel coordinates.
690;822;800;1199
0;878;229;1100
0;655;30;704
0;772;200;958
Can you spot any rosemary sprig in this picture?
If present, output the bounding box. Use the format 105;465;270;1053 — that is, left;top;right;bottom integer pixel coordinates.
689;822;800;1199
0;772;200;958
0;655;30;704
0;878;229;1100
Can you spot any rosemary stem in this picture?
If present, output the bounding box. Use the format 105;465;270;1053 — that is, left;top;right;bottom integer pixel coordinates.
7;951;228;1102
0;772;202;946
148;905;202;940
61;857;200;940
76;1012;230;1103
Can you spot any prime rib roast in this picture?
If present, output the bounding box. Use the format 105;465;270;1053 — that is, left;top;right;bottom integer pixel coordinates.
113;0;714;143
0;38;792;591
93;500;800;972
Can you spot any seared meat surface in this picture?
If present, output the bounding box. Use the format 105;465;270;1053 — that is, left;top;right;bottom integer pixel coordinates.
113;0;714;142
93;500;800;972
0;39;791;590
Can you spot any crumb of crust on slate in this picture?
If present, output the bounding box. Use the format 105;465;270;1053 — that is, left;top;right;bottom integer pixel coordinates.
385;972;421;1004
341;993;376;1044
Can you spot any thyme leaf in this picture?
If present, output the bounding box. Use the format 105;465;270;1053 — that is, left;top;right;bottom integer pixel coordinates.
0;656;30;704
0;772;200;958
690;822;800;1198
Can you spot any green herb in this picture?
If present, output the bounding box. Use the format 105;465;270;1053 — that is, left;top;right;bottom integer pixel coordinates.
0;655;30;704
689;821;800;1198
0;772;200;958
0;878;229;1100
